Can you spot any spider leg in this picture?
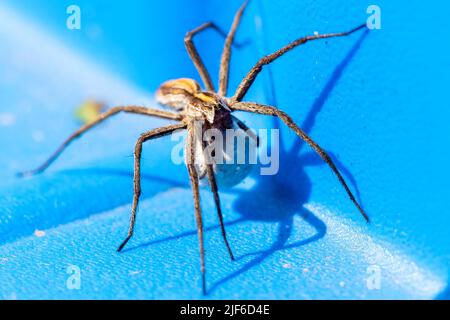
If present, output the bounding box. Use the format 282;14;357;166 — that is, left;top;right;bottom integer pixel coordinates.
185;22;224;92
117;122;187;252
230;101;369;223
203;140;235;261
232;115;259;147
232;23;367;102
186;121;207;294
218;0;249;96
18;106;182;177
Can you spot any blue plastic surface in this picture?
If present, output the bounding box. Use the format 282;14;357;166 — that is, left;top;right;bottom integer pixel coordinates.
0;0;449;299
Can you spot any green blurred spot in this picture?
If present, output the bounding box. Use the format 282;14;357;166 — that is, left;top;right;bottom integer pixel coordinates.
74;100;105;124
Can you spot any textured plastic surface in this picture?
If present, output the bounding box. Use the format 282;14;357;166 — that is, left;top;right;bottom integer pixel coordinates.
0;0;449;299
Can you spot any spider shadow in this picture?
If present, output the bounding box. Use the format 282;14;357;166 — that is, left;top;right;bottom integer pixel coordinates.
435;277;450;300
208;30;369;293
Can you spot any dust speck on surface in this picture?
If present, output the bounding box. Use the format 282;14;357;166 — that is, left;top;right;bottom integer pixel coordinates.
34;229;46;237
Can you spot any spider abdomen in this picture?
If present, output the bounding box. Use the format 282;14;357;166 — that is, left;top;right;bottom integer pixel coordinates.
189;117;258;189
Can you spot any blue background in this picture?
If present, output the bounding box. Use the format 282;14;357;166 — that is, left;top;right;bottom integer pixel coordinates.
0;0;449;299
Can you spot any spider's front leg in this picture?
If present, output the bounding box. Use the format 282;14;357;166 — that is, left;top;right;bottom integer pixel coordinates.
117;123;187;252
218;0;249;96
17;106;181;177
232;23;367;102
185;1;248;95
230;102;370;223
185;22;222;92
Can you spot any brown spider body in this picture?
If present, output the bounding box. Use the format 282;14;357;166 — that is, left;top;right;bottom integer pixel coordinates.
156;78;231;124
20;0;369;295
156;78;256;187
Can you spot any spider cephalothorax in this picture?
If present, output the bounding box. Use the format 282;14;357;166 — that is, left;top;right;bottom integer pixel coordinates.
156;78;232;124
20;0;369;295
157;78;258;188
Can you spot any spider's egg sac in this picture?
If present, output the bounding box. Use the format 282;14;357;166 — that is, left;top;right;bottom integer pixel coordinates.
189;120;258;189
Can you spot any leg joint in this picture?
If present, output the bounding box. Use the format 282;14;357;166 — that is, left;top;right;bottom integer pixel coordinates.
109;106;125;114
184;32;193;43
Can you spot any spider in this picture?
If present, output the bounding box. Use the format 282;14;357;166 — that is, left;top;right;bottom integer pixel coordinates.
19;1;369;294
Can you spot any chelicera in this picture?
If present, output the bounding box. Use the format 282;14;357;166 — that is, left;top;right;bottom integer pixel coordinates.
19;1;369;294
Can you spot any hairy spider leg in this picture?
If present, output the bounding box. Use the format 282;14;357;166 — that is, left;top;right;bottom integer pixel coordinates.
230;102;369;222
186;120;207;294
117;123;187;252
231;115;259;147
202;138;235;261
185;22;227;92
232;24;367;102
17;106;181;177
185;1;249;94
218;0;249;96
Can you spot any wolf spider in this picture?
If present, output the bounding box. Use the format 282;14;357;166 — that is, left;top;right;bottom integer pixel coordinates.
19;1;369;294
